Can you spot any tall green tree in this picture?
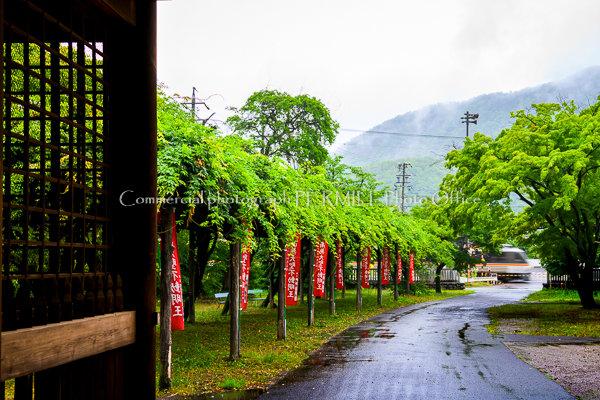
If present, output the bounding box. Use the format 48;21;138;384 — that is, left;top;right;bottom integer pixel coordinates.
442;98;600;308
227;90;339;166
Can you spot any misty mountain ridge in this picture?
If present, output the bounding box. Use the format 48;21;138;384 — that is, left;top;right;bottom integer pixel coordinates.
335;66;600;167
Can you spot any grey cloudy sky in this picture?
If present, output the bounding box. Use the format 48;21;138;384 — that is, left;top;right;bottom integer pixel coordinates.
157;0;600;145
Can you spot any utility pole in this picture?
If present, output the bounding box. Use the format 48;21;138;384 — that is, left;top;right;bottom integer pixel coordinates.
394;162;412;213
461;111;479;137
182;87;215;125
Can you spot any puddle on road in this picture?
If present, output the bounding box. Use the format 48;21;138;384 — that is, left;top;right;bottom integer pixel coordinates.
161;389;265;400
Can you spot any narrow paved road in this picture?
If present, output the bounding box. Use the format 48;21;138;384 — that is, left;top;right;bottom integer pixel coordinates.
259;270;575;399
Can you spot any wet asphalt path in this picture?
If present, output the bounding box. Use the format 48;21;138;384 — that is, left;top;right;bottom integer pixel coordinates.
259;272;575;399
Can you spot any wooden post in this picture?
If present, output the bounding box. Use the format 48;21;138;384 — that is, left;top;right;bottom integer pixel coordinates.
107;2;157;397
230;243;241;360
548;271;552;290
0;0;4;375
299;253;304;305
341;250;346;298
308;243;315;326
188;228;196;324
329;250;335;315
0;0;3;378
377;248;382;305
277;246;286;340
356;249;362;311
159;205;173;391
394;245;399;301
406;257;410;297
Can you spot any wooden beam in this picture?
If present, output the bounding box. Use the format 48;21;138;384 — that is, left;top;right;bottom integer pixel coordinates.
90;0;136;26
1;311;136;381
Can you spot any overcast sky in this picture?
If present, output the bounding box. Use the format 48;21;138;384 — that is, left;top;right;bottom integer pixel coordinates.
157;0;600;146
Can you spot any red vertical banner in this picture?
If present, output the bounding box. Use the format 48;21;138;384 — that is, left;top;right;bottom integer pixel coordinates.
397;251;402;283
409;252;415;284
285;236;301;306
335;240;344;290
313;241;328;297
361;247;371;289
382;247;391;284
170;212;184;331
240;247;251;310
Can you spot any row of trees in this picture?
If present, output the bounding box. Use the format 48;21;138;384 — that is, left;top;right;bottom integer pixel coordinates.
156;86;460;308
155;87;468;388
435;98;600;308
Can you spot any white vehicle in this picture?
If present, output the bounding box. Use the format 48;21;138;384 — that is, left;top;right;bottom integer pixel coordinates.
484;245;533;281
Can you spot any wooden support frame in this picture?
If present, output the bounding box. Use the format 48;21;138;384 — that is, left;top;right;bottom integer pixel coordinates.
1;311;135;381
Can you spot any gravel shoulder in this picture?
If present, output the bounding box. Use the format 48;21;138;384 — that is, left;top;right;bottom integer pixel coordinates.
504;342;600;400
496;318;600;400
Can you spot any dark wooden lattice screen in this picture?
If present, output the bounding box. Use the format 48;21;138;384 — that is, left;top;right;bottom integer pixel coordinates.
3;0;111;314
2;0;129;397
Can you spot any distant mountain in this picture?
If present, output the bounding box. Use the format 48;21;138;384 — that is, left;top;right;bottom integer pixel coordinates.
336;66;600;167
363;156;449;199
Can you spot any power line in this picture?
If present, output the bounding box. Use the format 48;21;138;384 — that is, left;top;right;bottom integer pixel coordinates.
339;128;465;139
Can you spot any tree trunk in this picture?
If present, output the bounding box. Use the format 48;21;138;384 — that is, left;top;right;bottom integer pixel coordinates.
377;248;382;305
308;243;315;326
329;250;335;315
356;250;362;311
277;246;286;340
565;250;598;309
405;258;410;297
220;251;231;316
269;261;275;308
195;230;217;298
188;228;197;323
573;266;599;309
435;263;445;294
229;243;240;360
159;205;174;390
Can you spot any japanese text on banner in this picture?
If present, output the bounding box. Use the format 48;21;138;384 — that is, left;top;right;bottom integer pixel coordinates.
382;247;391;285
397;251;402;283
169;212;184;331
313;241;328;297
336;240;344;290
285;236;301;306
409;252;415;284
361;247;371;289
240;247;251;310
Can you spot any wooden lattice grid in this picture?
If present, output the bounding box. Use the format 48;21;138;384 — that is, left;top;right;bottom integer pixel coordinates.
2;0;119;330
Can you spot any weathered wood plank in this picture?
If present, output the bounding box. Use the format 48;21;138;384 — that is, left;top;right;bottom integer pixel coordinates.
1;311;136;381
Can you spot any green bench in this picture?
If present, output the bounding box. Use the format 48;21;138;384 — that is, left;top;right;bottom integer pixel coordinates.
215;289;266;308
248;289;266;305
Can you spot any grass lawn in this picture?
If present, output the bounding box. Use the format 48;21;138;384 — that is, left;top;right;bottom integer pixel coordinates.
486;288;600;337
156;288;473;396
